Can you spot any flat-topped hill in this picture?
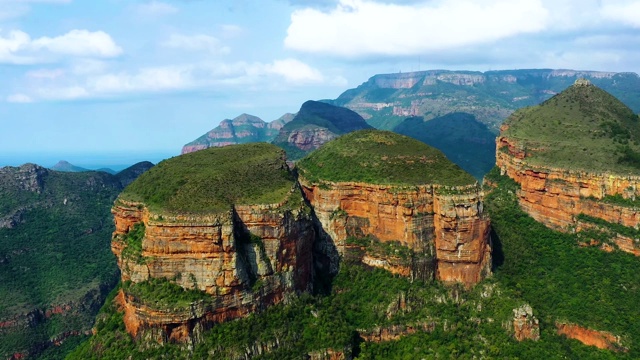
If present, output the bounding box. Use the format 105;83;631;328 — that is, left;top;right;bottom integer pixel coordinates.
501;80;640;174
297;129;475;186
120;143;294;213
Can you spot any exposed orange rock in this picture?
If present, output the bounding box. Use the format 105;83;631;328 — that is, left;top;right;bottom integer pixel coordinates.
299;178;491;288
497;132;640;256
556;322;626;351
512;304;540;341
111;193;315;344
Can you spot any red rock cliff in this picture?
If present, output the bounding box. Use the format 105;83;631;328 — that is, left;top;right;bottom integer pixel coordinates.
497;129;640;256
299;178;491;288
111;193;314;344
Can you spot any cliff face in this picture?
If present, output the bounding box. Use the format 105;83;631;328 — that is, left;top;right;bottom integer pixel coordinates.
556;322;625;351
181;114;292;154
497;131;640;256
287;127;339;152
111;195;314;344
299;178;491;288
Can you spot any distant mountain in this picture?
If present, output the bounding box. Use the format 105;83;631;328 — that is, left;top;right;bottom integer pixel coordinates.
181;113;294;154
332;69;640;132
332;69;640;177
50;160;89;172
272;100;373;159
0;161;153;359
96;168;117;174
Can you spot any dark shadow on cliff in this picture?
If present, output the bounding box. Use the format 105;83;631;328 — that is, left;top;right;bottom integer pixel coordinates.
490;227;504;270
393;113;496;180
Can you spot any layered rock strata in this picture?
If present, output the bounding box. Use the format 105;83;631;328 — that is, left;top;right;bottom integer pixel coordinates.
111;193;314;344
300;179;491;287
497;132;640;256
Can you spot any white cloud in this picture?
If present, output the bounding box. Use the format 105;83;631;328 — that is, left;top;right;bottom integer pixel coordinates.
602;1;640;28
19;58;331;101
0;29;122;64
136;1;178;16
26;68;64;79
261;58;324;84
31;30;122;57
6;93;33;103
162;34;230;54
285;0;550;57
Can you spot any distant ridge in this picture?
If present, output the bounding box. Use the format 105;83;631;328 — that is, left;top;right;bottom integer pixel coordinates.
50;160;89;172
181;113;294;154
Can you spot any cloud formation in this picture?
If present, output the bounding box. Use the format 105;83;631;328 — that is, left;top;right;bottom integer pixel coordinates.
162;34;230;54
285;0;549;57
0;29;122;64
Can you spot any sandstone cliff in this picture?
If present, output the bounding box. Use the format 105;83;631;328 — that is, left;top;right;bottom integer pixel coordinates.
496;81;640;256
111;144;315;344
297;130;491;288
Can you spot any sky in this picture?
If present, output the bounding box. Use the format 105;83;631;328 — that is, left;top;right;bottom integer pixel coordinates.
1;0;639;168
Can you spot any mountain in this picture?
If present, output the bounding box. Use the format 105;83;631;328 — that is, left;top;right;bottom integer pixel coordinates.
271;100;373;160
181;113;294;154
114;161;154;188
71;132;497;358
0;162;153;359
50;160;89;172
297;130;490;287
393;113;496;179
497;79;640;252
96;168;116;175
331;69;640;178
488;81;640;353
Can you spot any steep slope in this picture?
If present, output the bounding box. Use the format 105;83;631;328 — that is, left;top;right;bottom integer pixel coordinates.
272;100;373;160
0;166;127;359
297;130;491;287
333;69;640;178
496;79;640;255
393;113;496;179
181;113;293;154
111;143;314;344
50;160;89;172
115;161;154;188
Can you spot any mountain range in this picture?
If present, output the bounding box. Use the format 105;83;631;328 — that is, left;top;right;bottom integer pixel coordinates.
182;69;640;179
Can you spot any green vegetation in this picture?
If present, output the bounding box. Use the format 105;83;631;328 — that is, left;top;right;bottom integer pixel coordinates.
0;167;122;359
120;223;145;264
577;213;640;240
123;278;211;309
595;193;640;208
346;236;414;262
297;130;476;186
120;143;295;214
502;83;640;173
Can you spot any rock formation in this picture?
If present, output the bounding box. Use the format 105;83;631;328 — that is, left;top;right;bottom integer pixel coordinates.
497;80;640;255
111;143;315;344
556;322;625;351
512;304;540;341
297;130;491;288
181;113;293;154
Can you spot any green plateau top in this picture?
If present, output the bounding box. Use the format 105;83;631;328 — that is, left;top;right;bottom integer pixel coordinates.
296;129;476;186
502;80;640;174
120;143;295;214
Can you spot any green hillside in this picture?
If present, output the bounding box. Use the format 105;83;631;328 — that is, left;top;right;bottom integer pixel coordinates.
272;100;373;160
120;143;295;214
297;129;476;186
0;166;123;359
502;80;640;173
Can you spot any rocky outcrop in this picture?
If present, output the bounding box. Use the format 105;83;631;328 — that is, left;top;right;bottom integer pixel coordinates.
512;304;540;341
299;178;491;288
286;127;339;152
111;192;315;344
556;322;626;351
358;321;436;343
181;114;292;154
497;131;640;256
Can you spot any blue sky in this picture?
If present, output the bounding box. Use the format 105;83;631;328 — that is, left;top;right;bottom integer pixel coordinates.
1;0;639;167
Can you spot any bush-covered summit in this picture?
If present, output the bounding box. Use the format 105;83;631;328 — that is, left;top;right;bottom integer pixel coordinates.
502;80;640;173
120;143;295;213
297;129;476;186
